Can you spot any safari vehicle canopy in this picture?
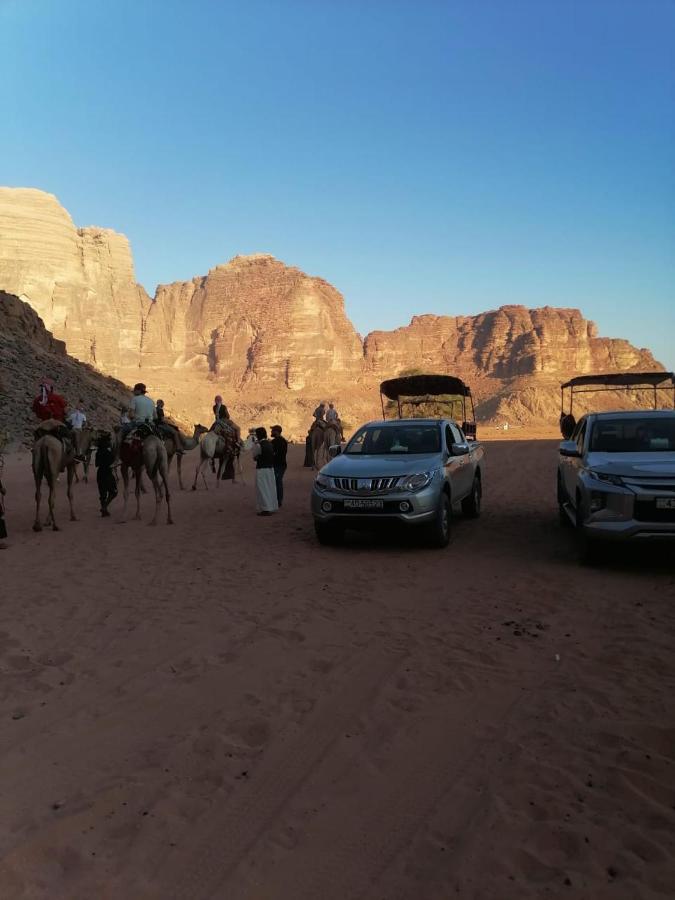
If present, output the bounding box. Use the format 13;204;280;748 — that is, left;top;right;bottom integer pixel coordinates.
559;371;675;438
379;374;477;439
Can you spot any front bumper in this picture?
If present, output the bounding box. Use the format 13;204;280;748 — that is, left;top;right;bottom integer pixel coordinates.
580;482;675;541
311;483;440;526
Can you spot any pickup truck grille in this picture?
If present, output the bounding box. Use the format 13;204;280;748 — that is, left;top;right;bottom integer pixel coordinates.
634;500;675;523
332;476;400;493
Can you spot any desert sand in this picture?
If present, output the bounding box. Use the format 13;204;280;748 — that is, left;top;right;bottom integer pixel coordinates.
0;439;673;900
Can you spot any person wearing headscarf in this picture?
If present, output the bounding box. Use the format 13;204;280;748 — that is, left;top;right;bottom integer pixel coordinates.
250;427;278;516
213;395;230;423
32;378;67;422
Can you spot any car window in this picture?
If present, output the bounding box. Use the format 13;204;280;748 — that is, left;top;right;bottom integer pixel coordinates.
571;417;585;442
444;425;453;451
575;421;587;453
588;417;675;452
449;424;463;445
345;424;441;455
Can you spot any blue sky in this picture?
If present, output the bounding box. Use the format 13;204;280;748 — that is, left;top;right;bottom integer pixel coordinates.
2;0;674;368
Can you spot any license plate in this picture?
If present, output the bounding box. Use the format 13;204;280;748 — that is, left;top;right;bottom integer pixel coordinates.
344;499;384;510
656;498;675;509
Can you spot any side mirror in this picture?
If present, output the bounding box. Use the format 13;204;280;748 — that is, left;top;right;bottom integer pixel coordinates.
452;442;470;456
328;444;342;458
559;441;580;458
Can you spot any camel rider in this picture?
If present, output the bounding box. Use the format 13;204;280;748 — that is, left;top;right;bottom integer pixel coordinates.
213;395;230;424
32;379;84;461
311;402;327;432
120;383;156;442
156;399;185;453
325;402;344;441
32;378;67;422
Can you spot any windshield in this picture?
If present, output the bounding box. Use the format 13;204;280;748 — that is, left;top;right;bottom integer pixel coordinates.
589;417;675;453
346;424;441;455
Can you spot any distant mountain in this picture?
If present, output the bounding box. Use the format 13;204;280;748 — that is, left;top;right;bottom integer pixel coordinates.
0;187;664;437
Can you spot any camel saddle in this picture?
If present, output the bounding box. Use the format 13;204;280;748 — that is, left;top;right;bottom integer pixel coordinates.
310;419;327;433
34;419;72;453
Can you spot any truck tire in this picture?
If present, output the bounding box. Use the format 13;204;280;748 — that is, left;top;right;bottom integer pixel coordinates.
576;494;602;565
461;475;482;518
426;492;451;548
314;520;345;546
557;473;571;526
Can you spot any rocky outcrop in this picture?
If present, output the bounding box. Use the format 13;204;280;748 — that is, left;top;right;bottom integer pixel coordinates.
0;291;130;447
0;187;665;435
364;306;658;380
0;188;151;374
142;254;364;391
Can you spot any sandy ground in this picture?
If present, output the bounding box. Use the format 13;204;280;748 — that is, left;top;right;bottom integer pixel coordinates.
0;440;673;900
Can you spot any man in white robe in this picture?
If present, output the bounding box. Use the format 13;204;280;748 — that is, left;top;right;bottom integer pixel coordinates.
251;427;278;515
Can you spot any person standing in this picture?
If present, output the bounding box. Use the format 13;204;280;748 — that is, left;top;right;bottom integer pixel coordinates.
95;432;118;517
251;427;278;516
270;425;288;508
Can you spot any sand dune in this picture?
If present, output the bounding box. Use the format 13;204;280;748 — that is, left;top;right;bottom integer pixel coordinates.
0;440;673;899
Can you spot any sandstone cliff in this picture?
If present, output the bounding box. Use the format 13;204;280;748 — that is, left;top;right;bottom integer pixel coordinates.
0;188;151;374
0;291;130;447
0;187;665;437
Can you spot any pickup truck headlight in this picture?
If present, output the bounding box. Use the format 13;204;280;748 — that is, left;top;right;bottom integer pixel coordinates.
587;470;623;487
399;472;434;492
315;473;332;490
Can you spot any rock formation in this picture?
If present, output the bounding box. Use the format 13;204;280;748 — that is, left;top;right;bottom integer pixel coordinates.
0;291;130;447
0;188;151;374
0;187;665;435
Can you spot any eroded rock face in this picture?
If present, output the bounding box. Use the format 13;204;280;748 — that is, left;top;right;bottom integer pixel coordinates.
364;306;657;380
0;291;130;446
0;188;151;374
142;255;364;391
0;188;664;433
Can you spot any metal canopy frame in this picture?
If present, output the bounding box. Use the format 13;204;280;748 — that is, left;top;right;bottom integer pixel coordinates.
560;371;675;416
379;374;477;437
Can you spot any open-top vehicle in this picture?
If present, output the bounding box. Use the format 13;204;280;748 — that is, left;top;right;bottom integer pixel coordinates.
312;375;484;548
556;372;675;561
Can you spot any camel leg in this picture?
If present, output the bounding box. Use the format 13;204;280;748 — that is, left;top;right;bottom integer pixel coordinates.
119;466;130;523
163;470;173;525
216;456;224;485
148;475;161;526
67;465;77;521
48;473;58;531
176;453;184;491
134;468;142;520
192;455;206;491
33;473;43;532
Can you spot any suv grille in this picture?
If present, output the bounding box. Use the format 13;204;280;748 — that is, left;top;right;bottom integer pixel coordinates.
634;500;675;523
332;476;400;493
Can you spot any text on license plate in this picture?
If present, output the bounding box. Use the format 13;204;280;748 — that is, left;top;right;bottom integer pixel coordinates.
344;499;384;510
656;498;675;509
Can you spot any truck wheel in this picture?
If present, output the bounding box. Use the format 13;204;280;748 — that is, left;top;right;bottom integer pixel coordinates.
461;476;482;518
426;493;451;548
314;520;345;546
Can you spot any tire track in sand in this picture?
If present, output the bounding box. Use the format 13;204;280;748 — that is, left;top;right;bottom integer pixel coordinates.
164;644;402;900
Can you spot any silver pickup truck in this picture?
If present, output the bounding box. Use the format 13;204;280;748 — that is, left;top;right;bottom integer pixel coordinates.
311;418;484;547
558;409;675;559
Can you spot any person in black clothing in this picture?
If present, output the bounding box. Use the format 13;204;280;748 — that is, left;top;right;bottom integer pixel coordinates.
95;432;118;517
270;425;288;507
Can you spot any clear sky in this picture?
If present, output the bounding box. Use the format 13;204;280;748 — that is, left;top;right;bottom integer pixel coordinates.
2;0;674;368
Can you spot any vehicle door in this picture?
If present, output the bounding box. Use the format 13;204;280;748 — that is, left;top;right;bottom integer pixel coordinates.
562;417;587;503
447;422;474;498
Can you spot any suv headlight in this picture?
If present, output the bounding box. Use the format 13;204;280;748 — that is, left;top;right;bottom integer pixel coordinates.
315;473;332;489
399;472;434;492
587;470;623;487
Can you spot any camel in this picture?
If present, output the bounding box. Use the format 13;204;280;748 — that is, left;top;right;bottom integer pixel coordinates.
32;421;78;531
162;424;207;490
191;423;240;490
119;430;173;525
